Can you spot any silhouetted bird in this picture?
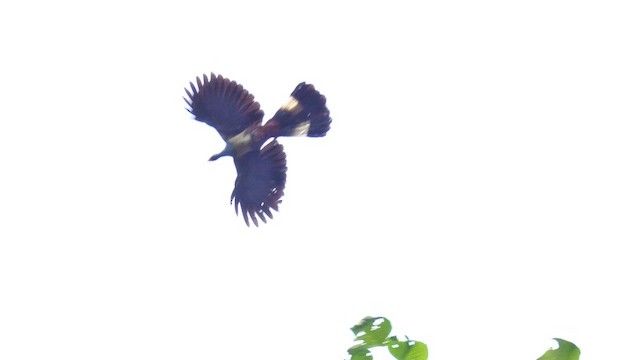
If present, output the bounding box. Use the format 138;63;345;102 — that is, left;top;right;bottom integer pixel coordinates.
184;73;331;226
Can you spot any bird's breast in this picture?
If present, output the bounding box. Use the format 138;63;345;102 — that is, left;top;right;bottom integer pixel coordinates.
228;130;255;157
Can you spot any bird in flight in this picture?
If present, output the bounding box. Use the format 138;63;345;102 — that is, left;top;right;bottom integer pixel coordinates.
184;73;332;226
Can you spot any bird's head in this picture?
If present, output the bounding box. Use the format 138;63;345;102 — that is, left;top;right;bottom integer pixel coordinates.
209;142;233;161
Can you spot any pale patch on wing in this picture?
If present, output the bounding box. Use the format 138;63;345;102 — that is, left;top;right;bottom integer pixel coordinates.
291;120;311;136
281;96;301;114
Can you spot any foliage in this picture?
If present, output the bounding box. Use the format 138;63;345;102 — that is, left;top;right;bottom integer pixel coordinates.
537;338;581;360
346;317;580;360
347;317;427;360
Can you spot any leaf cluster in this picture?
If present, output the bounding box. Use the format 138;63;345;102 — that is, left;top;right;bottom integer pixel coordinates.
346;317;580;360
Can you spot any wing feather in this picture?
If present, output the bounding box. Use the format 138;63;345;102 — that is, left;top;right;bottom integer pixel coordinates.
185;73;264;140
230;140;287;226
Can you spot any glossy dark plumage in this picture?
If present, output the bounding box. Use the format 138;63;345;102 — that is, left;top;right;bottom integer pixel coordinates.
184;73;331;226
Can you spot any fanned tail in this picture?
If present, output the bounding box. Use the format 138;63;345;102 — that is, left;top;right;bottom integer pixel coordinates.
263;83;332;138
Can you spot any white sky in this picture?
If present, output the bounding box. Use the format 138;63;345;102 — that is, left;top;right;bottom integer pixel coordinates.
1;1;639;359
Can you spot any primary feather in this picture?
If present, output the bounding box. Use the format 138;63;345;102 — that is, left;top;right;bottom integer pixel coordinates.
184;73;264;140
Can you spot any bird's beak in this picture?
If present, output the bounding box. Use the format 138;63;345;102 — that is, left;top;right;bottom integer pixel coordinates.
209;142;232;161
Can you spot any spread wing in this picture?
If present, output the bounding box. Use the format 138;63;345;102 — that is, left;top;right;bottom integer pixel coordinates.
184;73;264;140
231;140;287;226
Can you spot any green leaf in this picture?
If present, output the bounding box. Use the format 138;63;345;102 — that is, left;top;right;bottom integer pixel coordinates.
387;336;428;360
348;349;373;360
348;317;393;354
537;338;581;360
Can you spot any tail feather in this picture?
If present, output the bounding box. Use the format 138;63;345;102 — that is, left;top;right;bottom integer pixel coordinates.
264;83;332;138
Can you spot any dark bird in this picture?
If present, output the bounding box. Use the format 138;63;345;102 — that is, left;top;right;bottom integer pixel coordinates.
184;73;331;226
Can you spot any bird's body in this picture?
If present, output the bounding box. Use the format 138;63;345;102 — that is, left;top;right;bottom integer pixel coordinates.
184;73;331;226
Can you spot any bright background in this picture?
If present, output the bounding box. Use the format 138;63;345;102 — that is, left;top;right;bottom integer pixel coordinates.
1;1;639;359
